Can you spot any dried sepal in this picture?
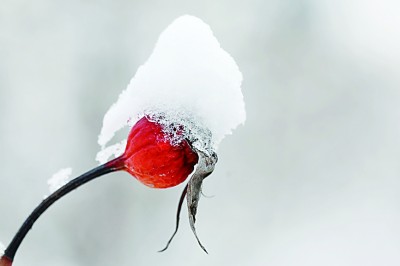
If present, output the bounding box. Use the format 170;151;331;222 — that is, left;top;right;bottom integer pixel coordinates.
186;149;218;253
159;184;188;252
160;149;217;253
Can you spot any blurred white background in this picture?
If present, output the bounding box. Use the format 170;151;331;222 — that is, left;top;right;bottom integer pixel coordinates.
1;0;400;265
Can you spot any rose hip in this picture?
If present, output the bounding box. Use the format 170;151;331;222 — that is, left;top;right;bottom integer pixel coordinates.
121;116;198;188
1;115;216;265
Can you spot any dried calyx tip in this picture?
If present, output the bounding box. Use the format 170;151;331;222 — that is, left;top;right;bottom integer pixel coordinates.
158;185;188;252
159;149;217;254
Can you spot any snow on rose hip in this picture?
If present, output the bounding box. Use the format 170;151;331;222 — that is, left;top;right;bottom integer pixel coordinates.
0;15;245;265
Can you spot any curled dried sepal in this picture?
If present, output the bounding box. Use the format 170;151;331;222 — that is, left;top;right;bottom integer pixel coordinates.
0;256;12;266
186;149;217;254
158;185;188;252
160;149;217;253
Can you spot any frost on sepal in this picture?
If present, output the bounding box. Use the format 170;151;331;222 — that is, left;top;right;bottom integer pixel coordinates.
186;149;218;253
147;111;215;155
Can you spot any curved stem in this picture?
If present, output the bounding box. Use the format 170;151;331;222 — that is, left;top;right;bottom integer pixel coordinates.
3;157;125;262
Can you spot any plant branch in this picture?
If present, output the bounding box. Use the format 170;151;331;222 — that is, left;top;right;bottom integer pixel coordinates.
3;157;124;262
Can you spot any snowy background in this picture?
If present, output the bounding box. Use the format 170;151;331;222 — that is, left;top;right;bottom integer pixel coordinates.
1;1;400;266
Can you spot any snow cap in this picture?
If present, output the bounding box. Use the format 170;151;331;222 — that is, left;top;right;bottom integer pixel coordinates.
97;15;245;163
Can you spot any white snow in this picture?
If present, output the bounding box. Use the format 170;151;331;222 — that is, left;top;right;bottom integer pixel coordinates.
47;168;72;193
0;241;4;255
97;15;245;162
96;140;126;164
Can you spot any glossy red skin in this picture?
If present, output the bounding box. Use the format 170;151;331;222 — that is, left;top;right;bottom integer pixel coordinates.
121;116;198;188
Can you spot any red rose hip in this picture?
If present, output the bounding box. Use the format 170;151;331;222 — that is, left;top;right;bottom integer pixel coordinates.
120;116;199;188
2;115;216;264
